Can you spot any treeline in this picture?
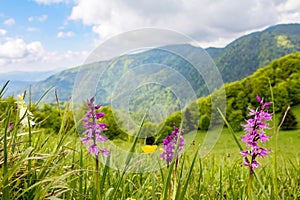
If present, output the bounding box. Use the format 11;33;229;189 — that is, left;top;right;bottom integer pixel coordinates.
0;92;131;141
220;52;300;130
0;96;74;134
157;53;300;137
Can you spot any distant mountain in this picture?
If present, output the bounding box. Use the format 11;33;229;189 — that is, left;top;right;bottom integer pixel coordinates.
0;70;56;82
214;23;300;82
29;45;214;110
2;23;300;105
0;70;59;98
0;80;34;97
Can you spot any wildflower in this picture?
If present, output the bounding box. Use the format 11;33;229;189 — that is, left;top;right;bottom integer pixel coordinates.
81;97;109;156
141;145;157;153
160;123;185;166
8;123;13;132
17;94;35;127
241;95;272;172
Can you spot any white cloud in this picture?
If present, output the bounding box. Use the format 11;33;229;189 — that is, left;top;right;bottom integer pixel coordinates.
0;29;7;36
69;0;299;47
4;18;15;25
276;0;300;23
26;27;39;32
0;38;27;58
57;31;75;38
38;15;48;22
0;37;88;72
0;59;6;66
277;0;300;12
28;15;48;22
34;0;70;5
28;17;34;22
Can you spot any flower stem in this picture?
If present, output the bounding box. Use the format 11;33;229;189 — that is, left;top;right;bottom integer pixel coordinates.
95;154;101;200
172;158;178;199
248;171;253;200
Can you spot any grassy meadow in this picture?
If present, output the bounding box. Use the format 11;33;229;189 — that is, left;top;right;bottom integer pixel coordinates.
1;96;300;200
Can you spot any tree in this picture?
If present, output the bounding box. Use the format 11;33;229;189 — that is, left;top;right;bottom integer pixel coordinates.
227;110;244;131
182;102;200;133
199;114;210;130
100;106;127;140
157;111;181;142
279;106;298;130
34;104;61;132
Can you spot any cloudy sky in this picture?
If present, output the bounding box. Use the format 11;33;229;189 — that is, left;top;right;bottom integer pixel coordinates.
0;0;299;73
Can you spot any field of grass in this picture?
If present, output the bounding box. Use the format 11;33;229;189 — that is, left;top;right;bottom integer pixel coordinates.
1;114;300;199
1;91;300;199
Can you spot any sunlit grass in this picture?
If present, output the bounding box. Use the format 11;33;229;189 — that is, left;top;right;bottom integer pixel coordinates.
1;82;300;199
1;121;299;199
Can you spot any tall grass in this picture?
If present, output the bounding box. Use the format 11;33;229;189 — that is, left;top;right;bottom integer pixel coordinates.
0;83;300;199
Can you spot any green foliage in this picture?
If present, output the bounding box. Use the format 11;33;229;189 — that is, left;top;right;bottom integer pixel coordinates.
182;102;200;133
140;122;158;140
1;109;300;199
157;111;181;142
33;103;74;134
215;24;300;83
197;52;300;131
227;109;244;131
33;104;62;132
0;96;17;125
199;114;210;130
279;105;298;130
100;106;127;140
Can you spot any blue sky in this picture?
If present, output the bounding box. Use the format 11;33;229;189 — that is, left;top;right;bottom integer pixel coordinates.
0;0;299;73
1;0;87;51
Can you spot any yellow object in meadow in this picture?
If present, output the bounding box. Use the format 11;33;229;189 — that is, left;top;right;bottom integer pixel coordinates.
141;145;158;153
17;93;35;127
17;94;25;108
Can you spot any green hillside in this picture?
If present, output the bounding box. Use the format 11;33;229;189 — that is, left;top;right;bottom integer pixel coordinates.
198;52;300;131
8;23;300;107
214;23;300;82
136;52;300;141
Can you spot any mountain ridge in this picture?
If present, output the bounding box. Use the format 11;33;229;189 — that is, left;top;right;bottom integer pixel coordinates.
3;23;300;104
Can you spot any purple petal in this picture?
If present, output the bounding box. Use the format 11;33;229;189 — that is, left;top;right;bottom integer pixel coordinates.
99;123;107;130
81;137;90;144
99;148;110;156
251;160;260;170
256;95;262;104
94;104;101;109
96;112;105;119
89;144;99;155
96;134;108;142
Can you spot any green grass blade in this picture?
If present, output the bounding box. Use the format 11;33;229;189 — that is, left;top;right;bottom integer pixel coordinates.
269;78;278;199
217;107;243;151
79;146;84;199
197;159;203;196
253;171;269;199
151;173;156;200
100;155;110;199
219;165;222;200
178;147;199;200
110;112;147;199
35;86;54;106
2;108;12;199
161;159;176;200
0;80;9;98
